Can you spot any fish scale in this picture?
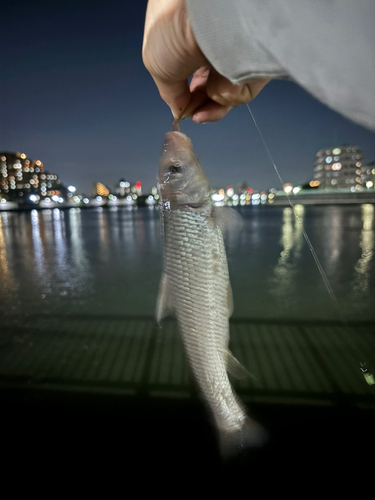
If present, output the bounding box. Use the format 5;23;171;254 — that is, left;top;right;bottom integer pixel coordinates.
162;206;247;433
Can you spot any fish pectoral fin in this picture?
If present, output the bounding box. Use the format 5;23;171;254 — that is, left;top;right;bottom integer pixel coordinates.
156;273;174;325
225;349;257;380
227;283;234;318
214;207;243;240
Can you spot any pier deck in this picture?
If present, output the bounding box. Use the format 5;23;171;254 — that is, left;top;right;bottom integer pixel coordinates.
1;315;374;481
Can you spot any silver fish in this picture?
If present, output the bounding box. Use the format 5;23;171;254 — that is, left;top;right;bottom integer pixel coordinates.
156;128;266;458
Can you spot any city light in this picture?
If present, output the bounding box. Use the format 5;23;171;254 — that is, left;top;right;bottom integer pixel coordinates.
83;198;89;204
29;194;38;202
67;185;76;193
95;182;109;197
212;193;225;202
366;181;374;188
283;184;293;194
226;186;234;197
292;186;302;194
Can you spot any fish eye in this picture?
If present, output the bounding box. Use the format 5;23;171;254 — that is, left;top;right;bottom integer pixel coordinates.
169;165;182;174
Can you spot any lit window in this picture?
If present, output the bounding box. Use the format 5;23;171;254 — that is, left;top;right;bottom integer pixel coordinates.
326;156;332;163
332;148;341;155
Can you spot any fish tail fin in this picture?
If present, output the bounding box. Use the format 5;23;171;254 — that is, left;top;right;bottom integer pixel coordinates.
219;417;268;462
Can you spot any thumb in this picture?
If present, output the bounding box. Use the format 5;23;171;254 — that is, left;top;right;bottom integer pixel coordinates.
154;77;191;119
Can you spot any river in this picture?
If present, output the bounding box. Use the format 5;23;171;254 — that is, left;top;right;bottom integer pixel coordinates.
0;204;374;323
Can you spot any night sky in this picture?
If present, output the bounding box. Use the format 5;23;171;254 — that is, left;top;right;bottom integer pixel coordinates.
2;0;375;194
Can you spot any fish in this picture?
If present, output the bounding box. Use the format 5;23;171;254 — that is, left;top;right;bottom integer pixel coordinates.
156;124;267;459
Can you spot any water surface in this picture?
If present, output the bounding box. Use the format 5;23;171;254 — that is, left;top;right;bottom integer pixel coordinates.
0;204;374;323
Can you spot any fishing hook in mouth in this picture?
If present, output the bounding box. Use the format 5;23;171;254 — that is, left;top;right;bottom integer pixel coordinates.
172;118;180;132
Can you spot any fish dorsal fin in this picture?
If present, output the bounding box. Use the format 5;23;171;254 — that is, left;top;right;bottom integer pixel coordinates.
214;207;243;239
225;349;257;380
156;273;174;325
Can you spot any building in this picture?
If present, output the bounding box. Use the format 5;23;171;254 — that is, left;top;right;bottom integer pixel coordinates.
0;151;66;202
313;146;364;190
114;179;130;197
237;181;248;194
363;161;375;188
93;182;110;197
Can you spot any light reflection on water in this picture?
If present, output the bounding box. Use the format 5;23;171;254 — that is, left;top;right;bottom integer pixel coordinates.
353;204;374;293
0;205;374;321
271;206;304;307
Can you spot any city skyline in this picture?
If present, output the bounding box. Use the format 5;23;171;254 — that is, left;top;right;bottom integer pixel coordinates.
2;1;375;195
2;143;374;201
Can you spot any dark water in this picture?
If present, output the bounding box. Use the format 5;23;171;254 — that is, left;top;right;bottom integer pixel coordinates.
0;204;374;322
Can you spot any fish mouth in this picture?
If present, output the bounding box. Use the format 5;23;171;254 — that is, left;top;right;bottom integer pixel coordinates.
163;131;192;153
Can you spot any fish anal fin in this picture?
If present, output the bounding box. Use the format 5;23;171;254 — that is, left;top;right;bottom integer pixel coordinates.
225;349;257;380
156;273;174;325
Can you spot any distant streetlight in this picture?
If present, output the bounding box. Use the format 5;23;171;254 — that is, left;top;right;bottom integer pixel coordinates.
68;185;76;193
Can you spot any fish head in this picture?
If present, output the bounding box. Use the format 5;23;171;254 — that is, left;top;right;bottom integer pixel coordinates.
158;131;210;207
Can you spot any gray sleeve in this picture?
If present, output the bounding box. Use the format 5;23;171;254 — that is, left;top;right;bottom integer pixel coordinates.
185;0;375;131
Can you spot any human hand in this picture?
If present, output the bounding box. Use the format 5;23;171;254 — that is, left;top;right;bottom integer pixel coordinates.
142;0;269;122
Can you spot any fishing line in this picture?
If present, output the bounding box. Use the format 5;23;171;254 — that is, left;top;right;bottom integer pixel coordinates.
246;103;374;385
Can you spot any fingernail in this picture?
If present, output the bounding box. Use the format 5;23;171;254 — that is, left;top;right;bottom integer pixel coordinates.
193;113;208;123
